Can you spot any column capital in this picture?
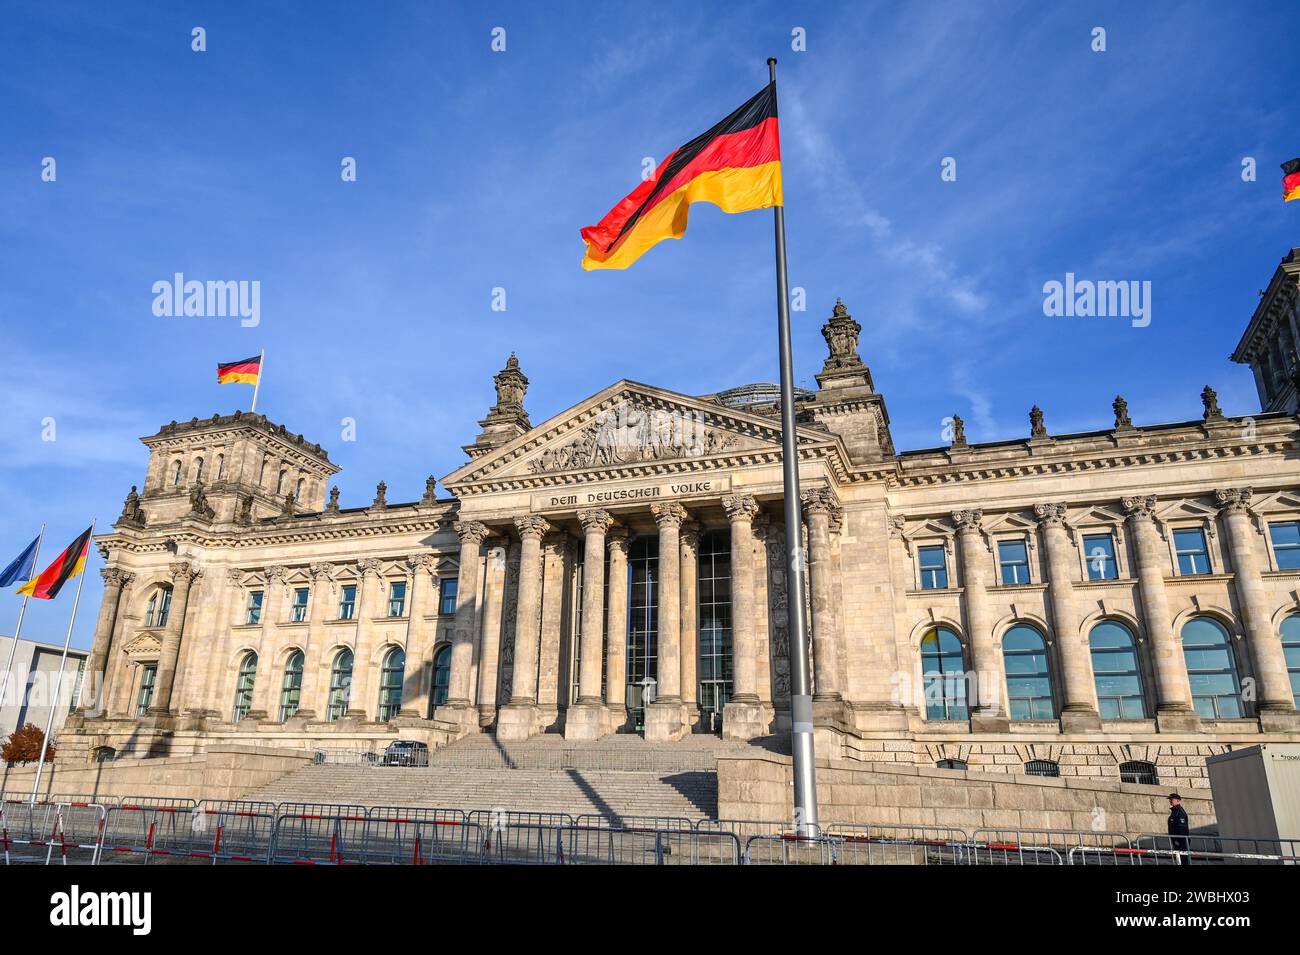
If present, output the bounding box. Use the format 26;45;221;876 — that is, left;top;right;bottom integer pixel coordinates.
100;566;133;590
309;561;336;581
169;560;200;583
264;563;289;584
651;501;689;529
950;508;983;533
357;557;383;577
1121;495;1157;520
800;487;840;521
453;519;491;546
513;514;551;541
1214;487;1253;514
407;553;438;574
722;494;759;524
680;520;702;551
226;567;246;586
607;525;630;556
1033;502;1068;527
577;508;615;534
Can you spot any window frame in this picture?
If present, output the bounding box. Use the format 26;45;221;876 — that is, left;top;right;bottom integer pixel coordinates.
387;580;407;618
289;586;309;623
1088;619;1148;720
135;664;157;716
338;583;357;621
1282;613;1300;709
438;578;459;616
996;537;1032;586
376;647;406;721
1081;531;1120;581
327;649;354;722
1172;526;1212;576
231;651;258;722
429;644;452;711
919;626;969;721
1268;520;1300;572
917;543;950;590
1119;760;1159;786
1002;623;1057;721
1181;616;1245;719
279;650;304;722
245;589;264;626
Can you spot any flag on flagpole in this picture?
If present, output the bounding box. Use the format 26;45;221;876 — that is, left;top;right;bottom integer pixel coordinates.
17;526;92;600
0;536;40;588
580;82;782;270
1283;159;1300;202
217;354;263;385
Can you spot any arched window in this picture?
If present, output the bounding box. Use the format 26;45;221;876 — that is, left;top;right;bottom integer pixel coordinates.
1119;760;1159;786
1003;624;1055;720
276;469;287;495
1282;613;1300;708
171;460;183;486
144;586;173;628
232;651;258;721
1025;759;1060;778
295;477;306;500
279;650;304;721
1089;620;1147;720
920;627;968;720
936;758;968;771
377;647;405;721
430;645;451;711
327;649;354;722
1181;617;1244;719
193;456;204;483
215;453;225;481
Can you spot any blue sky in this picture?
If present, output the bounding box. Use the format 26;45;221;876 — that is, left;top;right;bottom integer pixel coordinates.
2;0;1297;648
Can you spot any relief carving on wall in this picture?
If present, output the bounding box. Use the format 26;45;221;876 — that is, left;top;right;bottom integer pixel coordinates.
526;401;739;474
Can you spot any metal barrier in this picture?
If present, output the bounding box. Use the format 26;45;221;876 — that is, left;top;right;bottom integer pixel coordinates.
360;807;477;864
575;813;696;832
1122;833;1300;866
966;829;1067;866
744;832;841;865
102;803;202;864
270;804;370;865
825;824;970;865
565;823;740;865
1;800;107;865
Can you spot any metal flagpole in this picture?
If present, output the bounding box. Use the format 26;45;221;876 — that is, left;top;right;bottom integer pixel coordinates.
30;520;94;803
0;525;45;716
767;57;819;836
249;348;265;413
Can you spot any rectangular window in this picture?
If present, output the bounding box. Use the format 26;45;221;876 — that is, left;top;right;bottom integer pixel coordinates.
1174;528;1212;576
438;578;459;615
290;587;309;623
918;545;949;590
998;540;1031;585
68;658;86;714
245;590;264;625
135;665;157;716
388;581;407;618
1083;533;1119;581
1270;521;1300;571
338;584;356;620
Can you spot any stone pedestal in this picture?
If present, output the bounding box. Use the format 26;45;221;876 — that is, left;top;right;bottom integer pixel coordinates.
722;700;769;740
495;702;540;740
1155;707;1202;733
433;702;481;736
604;705;630;734
1060;708;1103;733
564;703;606;740
1259;709;1300;733
970;711;1011;733
644;700;689;741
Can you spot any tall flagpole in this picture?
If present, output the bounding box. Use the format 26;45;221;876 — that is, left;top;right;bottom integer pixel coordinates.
249;348;265;414
30;520;94;803
0;525;45;716
768;57;819;836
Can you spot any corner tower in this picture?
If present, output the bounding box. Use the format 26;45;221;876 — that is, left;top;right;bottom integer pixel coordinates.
806;298;895;464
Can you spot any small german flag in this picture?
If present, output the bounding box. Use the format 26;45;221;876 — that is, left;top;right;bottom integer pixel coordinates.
581;82;782;270
1283;159;1300;202
217;354;262;385
17;526;91;600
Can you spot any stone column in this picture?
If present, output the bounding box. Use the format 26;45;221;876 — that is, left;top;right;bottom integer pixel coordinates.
496;515;550;739
951;510;1006;730
200;569;246;716
80;567;131;715
567;509;614;739
722;494;768;739
435;521;488;730
1034;502;1100;730
536;534;568;715
475;541;507;725
1123;496;1198;729
344;559;381;719
293;562;334;721
645;502;689;741
1216;488;1299;728
802;490;841;703
147;561;199;716
604;527;630;729
398;554;437;719
679;521;701;730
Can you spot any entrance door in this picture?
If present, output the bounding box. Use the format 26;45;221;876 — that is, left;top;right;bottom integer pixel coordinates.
698;680;730;734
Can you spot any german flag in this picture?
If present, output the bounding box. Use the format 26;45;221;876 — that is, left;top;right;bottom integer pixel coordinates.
17;526;91;600
581;83;782;270
217;354;261;385
1284;159;1300;202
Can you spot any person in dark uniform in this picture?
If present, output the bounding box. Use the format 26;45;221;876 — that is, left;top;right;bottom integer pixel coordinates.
1167;793;1191;865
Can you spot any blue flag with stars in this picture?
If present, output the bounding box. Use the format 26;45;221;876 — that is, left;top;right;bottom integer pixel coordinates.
0;536;40;588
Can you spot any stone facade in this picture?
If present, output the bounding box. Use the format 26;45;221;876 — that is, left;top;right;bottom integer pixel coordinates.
62;260;1300;792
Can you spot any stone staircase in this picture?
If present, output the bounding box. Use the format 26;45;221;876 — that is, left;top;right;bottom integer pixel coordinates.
243;732;785;820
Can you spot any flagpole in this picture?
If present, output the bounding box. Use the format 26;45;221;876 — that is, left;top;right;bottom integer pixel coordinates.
0;525;45;715
250;348;265;414
30;520;94;803
768;56;819;836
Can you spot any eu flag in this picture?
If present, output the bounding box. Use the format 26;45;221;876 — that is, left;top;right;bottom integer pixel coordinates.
0;536;40;588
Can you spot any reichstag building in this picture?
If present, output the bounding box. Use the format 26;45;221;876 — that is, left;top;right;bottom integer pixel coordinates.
64;249;1300;790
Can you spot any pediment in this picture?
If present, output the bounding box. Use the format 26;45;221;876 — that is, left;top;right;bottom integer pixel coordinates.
122;633;163;658
443;380;836;491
